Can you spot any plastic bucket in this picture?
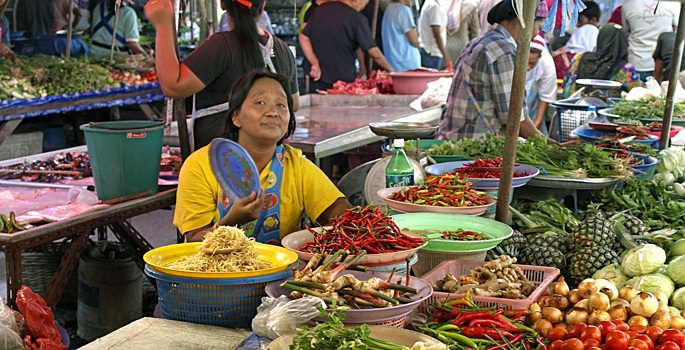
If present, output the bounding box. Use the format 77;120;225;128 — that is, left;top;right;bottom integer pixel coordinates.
481;188;513;216
77;241;142;341
80;120;164;201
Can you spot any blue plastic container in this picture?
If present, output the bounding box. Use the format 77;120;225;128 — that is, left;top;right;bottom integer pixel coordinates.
145;265;293;328
631;155;659;180
574;128;659;148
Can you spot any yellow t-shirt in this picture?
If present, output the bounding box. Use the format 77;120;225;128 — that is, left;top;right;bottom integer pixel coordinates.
173;144;344;239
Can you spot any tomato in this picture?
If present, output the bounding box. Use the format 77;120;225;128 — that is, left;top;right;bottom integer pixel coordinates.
628;331;640;339
606;330;632;350
646;326;664;344
628;348;644;350
568;324;588;339
660;330;685;347
600;320;618;339
630;325;648;334
658;342;680;350
550;340;565;350
583;339;601;348
562;338;586;350
581;326;603;342
634;334;655;350
587;347;603;350
613;320;630;332
628;339;651;350
549;327;570;342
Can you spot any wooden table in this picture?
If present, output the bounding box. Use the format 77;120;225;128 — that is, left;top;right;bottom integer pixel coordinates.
0;188;176;306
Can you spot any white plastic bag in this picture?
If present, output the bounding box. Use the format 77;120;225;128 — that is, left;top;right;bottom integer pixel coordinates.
251;296;325;340
0;303;18;335
0;323;22;350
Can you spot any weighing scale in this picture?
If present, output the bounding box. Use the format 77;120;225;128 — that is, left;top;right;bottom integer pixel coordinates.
573;79;623;107
363;122;438;205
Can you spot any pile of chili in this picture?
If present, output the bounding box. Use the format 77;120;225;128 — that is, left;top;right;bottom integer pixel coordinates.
424;173;473;189
389;185;488;207
453;157;530;178
300;206;424;254
442;228;490;241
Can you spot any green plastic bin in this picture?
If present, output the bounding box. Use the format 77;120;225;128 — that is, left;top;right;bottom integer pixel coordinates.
80;120;165;201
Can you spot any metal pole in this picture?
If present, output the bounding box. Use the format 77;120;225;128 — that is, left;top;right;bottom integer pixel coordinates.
65;10;73;60
659;1;685;150
495;0;536;222
367;0;380;73
109;0;122;61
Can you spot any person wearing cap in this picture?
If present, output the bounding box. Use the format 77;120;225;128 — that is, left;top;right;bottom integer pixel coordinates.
526;36;557;135
562;23;643;98
145;0;299;151
299;0;394;93
436;0;549;141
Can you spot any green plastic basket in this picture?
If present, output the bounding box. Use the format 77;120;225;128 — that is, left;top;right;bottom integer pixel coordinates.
391;213;513;252
409;140;469;163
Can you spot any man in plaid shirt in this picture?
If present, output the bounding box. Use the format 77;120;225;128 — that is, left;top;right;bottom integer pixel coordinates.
437;0;546;141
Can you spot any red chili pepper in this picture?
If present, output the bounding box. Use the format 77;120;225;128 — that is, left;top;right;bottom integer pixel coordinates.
451;311;493;326
461;326;513;340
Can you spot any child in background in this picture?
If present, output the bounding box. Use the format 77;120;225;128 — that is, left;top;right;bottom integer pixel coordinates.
552;1;601;79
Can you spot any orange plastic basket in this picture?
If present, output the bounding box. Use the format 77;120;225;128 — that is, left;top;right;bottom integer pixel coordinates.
419;259;559;313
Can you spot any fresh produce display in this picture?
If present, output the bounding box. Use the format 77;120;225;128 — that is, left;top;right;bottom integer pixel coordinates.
611;97;685;121
420;294;545;349
593;139;658;157
320;71;394;95
407;134;505;159
389;185;488;207
600;133;653;141
617;125;649;135
109;69;158;85
424;174;472;189
453;157;531;178
291;307;447;350
300;206;424;254
440;228;490;241
0;212;27;233
428;255;536;299
0;152;91;182
283;250;419;309
0;55;120;99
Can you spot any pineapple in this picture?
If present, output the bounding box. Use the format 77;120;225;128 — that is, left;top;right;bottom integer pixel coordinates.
569;212;616;248
486;230;526;261
527;233;570;254
518;246;566;270
608;211;648;235
568;246;620;283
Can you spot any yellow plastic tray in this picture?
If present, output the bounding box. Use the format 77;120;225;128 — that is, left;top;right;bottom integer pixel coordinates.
143;242;298;279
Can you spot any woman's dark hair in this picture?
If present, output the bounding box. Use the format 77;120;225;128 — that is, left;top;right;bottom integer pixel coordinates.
223;0;266;70
530;48;542;56
226;70;297;145
580;1;601;22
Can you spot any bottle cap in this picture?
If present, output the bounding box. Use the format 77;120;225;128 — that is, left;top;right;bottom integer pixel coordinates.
588;106;597;111
393;138;405;148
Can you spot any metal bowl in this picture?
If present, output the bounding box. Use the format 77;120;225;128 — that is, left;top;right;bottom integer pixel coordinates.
368;122;438;139
576;79;623;91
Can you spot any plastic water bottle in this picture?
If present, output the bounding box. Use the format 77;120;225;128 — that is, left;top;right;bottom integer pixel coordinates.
385;138;414;188
586;105;598;123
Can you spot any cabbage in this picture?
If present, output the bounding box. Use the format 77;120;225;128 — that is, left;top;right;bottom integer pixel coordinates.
667;255;685;285
592;263;631;288
621;244;667;277
626;274;675;298
653;172;676;187
658;150;679;173
670;238;685;256
672;287;685;309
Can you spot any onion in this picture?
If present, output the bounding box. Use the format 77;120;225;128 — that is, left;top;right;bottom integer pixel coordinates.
568;289;582;304
590;292;610;311
546;294;571;310
610;299;630;309
537;295;550;305
588;309;611;325
565;307;590;325
628;315;650;327
553;322;568;329
620;285;638;301
608;304;629;321
669;307;681;318
670;315;685;331
578;279;598;299
527;302;542;323
542;307;564;323
553;276;570;297
630;292;659;317
595;279;618;300
574;299;593;312
533;318;553;336
650;309;672;330
653;291;669;309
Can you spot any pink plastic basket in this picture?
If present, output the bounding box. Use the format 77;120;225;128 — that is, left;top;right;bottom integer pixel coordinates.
412;250;487;278
345;314;408;328
419;259;559;313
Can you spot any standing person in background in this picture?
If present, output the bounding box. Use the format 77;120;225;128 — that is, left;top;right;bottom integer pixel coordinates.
526;36;557;135
418;0;449;69
16;0;81;37
52;0;82;34
220;9;273;33
552;1;600;79
444;0;479;66
562;23;643;98
653;31;685;84
299;0;394;93
622;0;677;78
90;0;149;58
381;0;421;72
0;10;18;62
477;0;499;35
145;0;299;151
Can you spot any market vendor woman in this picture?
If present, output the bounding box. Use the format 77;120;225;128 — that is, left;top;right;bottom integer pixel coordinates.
174;70;351;243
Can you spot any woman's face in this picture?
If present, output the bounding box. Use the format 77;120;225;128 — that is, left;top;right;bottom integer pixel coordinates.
232;77;290;144
528;52;541;71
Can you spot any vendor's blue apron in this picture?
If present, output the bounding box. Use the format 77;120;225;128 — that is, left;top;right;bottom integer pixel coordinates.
525;65;548;136
218;145;285;245
91;3;130;52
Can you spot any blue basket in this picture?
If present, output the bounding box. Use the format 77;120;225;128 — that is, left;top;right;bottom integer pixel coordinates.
631;155;659;180
145;264;293;328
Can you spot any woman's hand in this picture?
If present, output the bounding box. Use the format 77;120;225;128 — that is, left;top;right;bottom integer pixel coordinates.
223;191;263;227
144;0;174;27
310;65;322;81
